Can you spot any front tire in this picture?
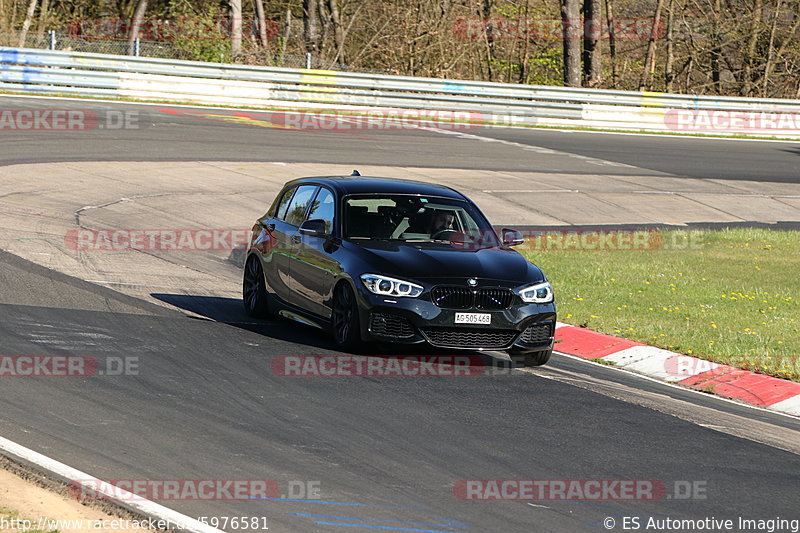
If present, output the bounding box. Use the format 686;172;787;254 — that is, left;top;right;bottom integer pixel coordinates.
243;256;270;318
525;349;552;367
331;282;361;351
507;348;551;367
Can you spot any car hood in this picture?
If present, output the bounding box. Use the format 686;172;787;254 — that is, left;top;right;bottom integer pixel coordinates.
349;241;544;284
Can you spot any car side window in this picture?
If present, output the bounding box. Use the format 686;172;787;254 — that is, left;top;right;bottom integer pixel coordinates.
306;187;335;234
284;185;318;226
274;186;297;220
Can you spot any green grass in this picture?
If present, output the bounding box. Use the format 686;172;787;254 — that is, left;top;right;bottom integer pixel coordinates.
0;506;59;533
521;228;800;382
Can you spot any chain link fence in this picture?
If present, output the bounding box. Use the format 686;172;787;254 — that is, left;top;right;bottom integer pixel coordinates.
0;30;381;72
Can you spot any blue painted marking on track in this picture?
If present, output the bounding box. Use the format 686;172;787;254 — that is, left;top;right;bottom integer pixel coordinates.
430;516;470;529
314;521;458;533
287;513;469;529
250;497;416;508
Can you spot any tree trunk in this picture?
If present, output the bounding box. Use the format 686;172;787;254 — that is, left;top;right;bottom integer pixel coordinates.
127;0;147;55
328;0;346;64
743;0;763;96
639;0;665;90
710;0;722;93
35;0;47;39
17;0;37;47
254;0;268;48
303;0;321;59
605;0;617;87
664;0;676;92
280;7;292;65
230;0;242;56
583;0;601;86
482;0;494;81
561;0;581;86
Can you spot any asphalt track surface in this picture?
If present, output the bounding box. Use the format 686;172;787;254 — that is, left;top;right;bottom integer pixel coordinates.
1;96;800;532
1;96;799;183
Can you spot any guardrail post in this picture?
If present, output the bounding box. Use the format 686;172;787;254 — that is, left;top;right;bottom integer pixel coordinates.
133;38;140;57
48;30;57;50
305;53;312;69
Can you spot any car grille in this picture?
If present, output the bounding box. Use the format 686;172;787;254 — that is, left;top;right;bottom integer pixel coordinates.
369;312;415;339
431;287;472;309
520;323;553;345
421;327;517;349
431;287;513;310
475;288;514;310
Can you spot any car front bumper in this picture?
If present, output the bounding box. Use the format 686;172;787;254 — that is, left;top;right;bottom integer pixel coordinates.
354;285;556;352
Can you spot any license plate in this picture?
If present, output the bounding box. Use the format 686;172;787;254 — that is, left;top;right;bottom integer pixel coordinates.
455;312;491;325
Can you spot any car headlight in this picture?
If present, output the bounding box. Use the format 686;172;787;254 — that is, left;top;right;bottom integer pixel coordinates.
519;281;553;303
360;274;423;298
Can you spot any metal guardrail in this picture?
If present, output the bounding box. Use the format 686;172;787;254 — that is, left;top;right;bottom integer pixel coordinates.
3;47;800;137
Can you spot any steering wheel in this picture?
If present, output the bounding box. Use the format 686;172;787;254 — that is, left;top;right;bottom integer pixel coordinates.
431;229;456;241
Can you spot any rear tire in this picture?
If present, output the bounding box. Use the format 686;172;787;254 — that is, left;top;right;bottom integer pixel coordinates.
331;282;361;352
243;256;270;318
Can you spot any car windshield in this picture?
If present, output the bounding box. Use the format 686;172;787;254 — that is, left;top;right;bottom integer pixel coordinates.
343;194;499;248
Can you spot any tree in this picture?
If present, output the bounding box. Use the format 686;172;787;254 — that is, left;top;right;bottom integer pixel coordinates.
304;0;321;62
128;0;148;55
583;0;601;86
254;0;269;49
327;0;346;64
639;0;665;90
561;0;581;86
230;0;242;56
18;0;38;47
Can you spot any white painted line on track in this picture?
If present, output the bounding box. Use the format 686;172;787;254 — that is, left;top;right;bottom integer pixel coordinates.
0;435;227;533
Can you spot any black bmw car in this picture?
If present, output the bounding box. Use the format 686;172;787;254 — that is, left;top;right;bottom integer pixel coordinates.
243;173;556;366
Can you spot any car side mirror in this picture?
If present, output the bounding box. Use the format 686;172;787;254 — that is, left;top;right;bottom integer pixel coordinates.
501;228;524;246
299;218;328;236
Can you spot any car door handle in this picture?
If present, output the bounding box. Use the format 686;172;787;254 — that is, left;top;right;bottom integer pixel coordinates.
291;235;302;244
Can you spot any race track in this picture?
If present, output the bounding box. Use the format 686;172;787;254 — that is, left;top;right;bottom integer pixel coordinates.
1;95;799;533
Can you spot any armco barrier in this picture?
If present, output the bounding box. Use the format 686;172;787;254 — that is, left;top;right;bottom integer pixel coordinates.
3;47;800;137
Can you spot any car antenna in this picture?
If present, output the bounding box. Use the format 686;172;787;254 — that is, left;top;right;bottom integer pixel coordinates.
350;170;361;176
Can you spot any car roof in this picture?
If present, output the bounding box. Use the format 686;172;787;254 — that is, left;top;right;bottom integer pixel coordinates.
283;175;467;200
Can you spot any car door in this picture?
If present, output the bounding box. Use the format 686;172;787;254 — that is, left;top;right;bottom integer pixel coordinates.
262;184;318;305
289;186;340;318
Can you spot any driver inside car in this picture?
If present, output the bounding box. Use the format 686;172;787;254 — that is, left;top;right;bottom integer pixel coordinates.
430;210;455;236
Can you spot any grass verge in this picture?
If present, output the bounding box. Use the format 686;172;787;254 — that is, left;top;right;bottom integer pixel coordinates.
0;506;58;533
521;228;800;382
